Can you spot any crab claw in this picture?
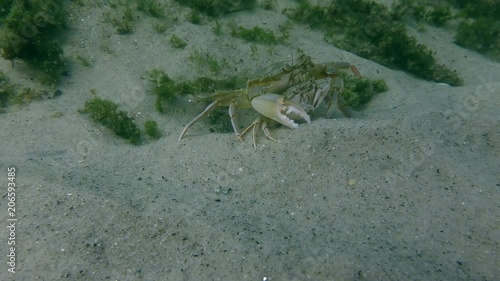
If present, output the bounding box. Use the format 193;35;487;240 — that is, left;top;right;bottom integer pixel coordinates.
251;93;311;129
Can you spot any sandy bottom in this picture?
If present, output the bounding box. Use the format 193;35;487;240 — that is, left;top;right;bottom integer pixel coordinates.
1;1;499;280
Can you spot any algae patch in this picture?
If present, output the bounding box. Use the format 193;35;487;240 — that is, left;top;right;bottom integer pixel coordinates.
82;97;141;145
286;0;463;86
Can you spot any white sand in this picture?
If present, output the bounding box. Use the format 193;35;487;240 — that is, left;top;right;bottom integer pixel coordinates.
1;1;499;280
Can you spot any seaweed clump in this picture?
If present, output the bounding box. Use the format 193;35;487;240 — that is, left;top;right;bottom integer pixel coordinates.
392;0;500;60
452;0;500;60
146;68;243;133
0;71;15;110
147;69;181;112
82;97;141;145
174;0;256;17
391;1;453;27
188;50;227;74
147;68;243;113
455;17;500;61
452;0;500;19
12;87;55;105
169;34;187;48
144;120;161;139
105;5;135;35
0;70;61;109
342;74;387;109
0;0;68;85
229;25;279;44
286;0;463;86
136;0;165;18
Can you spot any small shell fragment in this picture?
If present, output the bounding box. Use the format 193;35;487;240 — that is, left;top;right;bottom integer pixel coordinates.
347;178;357;186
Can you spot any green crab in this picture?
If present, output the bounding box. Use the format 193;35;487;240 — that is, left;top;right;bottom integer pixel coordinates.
178;54;361;147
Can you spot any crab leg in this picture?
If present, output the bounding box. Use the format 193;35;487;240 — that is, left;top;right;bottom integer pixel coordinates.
313;79;332;109
261;120;281;144
349;65;361;77
241;117;262;148
179;99;246;141
241;117;281;148
179;100;219;140
330;62;361;77
247;73;291;94
228;102;243;141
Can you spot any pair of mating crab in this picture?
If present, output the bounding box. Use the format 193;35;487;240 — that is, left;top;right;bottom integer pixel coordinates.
178;55;360;147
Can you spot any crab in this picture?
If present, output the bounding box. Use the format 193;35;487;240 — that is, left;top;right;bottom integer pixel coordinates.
178;54;361;147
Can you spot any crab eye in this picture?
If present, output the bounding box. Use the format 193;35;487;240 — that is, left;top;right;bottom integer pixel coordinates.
326;65;338;76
